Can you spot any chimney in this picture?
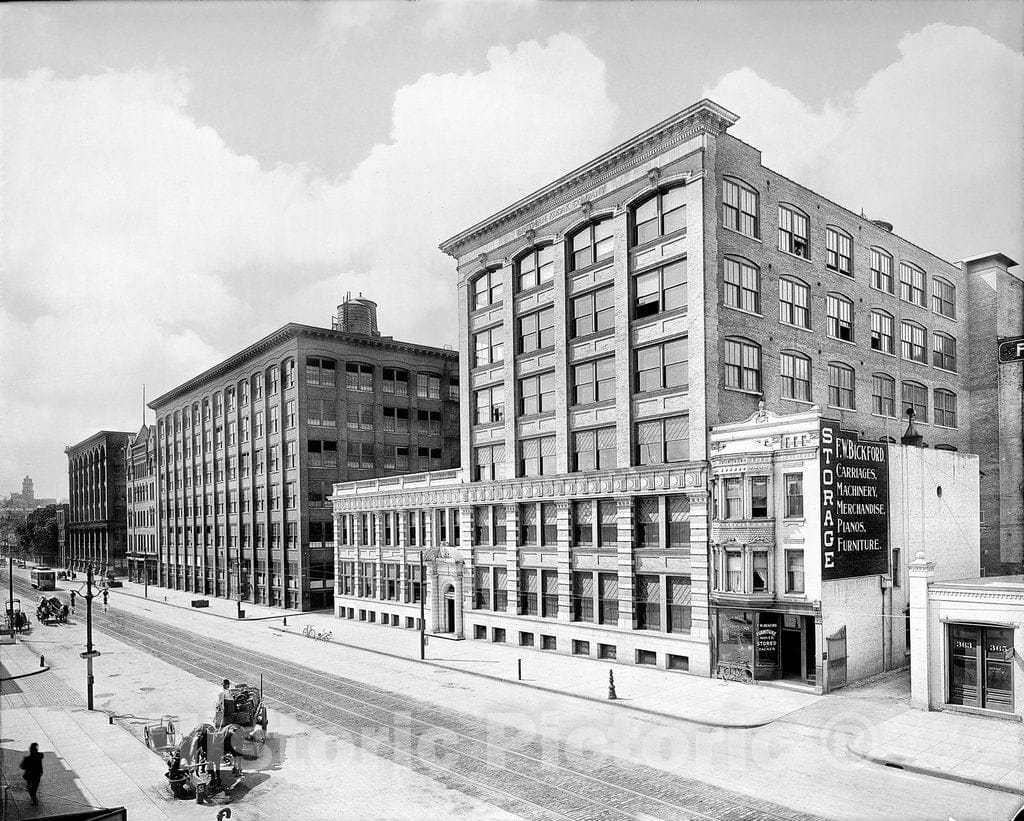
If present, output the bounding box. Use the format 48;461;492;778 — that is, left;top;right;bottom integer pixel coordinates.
901;407;924;447
334;293;380;337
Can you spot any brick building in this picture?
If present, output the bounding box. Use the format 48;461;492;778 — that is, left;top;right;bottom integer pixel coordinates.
65;431;131;576
125;424;158;584
331;99;1021;675
148;296;460;611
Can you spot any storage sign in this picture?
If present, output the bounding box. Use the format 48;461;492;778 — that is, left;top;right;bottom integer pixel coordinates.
820;420;890;580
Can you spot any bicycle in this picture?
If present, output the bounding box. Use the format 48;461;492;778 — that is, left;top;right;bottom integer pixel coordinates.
301;625;332;642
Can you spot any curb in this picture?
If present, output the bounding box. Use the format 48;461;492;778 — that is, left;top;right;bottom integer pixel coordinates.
267;625;774;730
847;739;1024;796
113;588;287;623
1;664;52;682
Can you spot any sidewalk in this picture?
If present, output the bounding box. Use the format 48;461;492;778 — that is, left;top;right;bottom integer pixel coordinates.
0;642;174;819
849;708;1024;795
108;575;819;728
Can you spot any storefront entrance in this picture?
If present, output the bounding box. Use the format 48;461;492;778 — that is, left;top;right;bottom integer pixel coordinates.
948;624;1014;712
444;586;456;634
716;609;818;686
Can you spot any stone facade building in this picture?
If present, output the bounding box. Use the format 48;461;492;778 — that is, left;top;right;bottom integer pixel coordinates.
125;424;158;584
64;431;131;576
331;98;1021;675
148;296;460;611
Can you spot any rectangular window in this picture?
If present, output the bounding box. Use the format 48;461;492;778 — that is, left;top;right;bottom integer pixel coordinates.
934;390;958;428
518;307;555;354
635;497;660;547
871;311;894;354
473;327;504;367
519;371;556;416
635;338;688;392
891;548;901;587
828;364;856;409
870;249;893;293
382;445;410;472
473;270;503;310
519;436;556;477
826;295;854;342
519;503;537;545
473;443;505;482
571;286;615;337
722;179;758;238
780;353;811;401
305;357;336;387
635;575;661;631
346;404;373;431
599;573;618;625
635;415;690;465
750;477;768;518
779;278;810;328
724;477;742;520
826;228;852;275
901;322;927;363
473;384;505;425
778;205;809;258
723;258;760;313
785;474;804;518
383;406;410;433
473;506;490;545
346;442;374;470
933;334;957;372
570;219;614;270
667;576;691;633
786;551;805;593
598;500;617;546
726;552;743;592
382;368;409;396
517;246;555;291
572;356;615;405
519;569;538;616
900;263;926;307
346;363;373;392
416;373;441;400
541;570;558;618
723;339;760;392
932;278;956;318
494;567;508;612
752;552;769;592
473;566;491;609
572;427;617;472
493;506;507;545
667;496;690;546
416;410;442;437
634;260;687;320
572;500;593;545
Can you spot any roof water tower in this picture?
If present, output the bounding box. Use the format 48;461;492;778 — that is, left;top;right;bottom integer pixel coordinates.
334;293;381;337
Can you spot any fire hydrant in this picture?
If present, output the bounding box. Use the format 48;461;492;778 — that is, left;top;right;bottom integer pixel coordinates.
607;669;617;700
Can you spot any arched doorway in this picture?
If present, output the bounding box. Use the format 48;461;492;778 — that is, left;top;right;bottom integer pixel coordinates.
443;585;456;633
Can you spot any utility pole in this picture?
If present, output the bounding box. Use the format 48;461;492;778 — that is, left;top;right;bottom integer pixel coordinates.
419;550;425;660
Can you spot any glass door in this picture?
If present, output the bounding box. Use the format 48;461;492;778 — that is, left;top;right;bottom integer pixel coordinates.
983;628;1014;712
948;624;1015;712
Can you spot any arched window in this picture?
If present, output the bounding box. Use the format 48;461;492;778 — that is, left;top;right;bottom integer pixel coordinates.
901;381;928;422
238;380;249;406
780;351;811;401
870;310;894;354
282;358;296;389
305;357;336;387
346;362;373;392
252;372;263;401
213;391;222;416
779;277;810;328
934;389;957;428
723;257;760;314
267;365;280;395
900;262;926;307
471;269;503;310
932;277;956;318
826;293;854;342
900;321;927;363
827;362;855;409
516;245;554;292
722;177;759;238
632;185;686;246
778;204;810;258
870;248;894;293
723;337;761;392
826;226;853;276
933;332;957;372
568;217;614;272
872;373;896;417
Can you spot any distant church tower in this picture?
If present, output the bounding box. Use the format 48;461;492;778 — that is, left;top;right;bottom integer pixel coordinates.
21;476;34;502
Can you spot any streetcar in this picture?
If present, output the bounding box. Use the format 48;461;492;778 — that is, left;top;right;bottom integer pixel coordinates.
30;567;57;591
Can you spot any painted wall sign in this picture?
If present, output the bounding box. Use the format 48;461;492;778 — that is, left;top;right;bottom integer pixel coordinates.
756;622;779;665
819;420;890;580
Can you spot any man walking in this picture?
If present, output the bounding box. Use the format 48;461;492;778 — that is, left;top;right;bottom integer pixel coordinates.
102;589;109;613
69;589;76;613
20;742;43;806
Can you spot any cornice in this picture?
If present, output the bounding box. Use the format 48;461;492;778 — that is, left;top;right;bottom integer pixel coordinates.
439;100;737;258
931;588;1024;604
332;465;709;513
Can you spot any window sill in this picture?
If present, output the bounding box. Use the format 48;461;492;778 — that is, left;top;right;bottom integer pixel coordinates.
567;256;615;278
826;404;857;412
630;228;688;260
517;411;556;423
827;335;857;347
517;346;556;360
899;297;928;311
722;304;763;319
782;517;806;525
780;397;814;406
932;365;958;376
869;348;897;358
869;284;895;298
722;386;763;397
932;311;958;323
514;281;555;300
826;266;854;278
570;398;616;412
870;413;899;422
933;423;959;431
470;363;505;378
779;321;813;334
721;225;761;244
631;385;689;401
470;300;504;317
569;328;615;346
778;249;813;265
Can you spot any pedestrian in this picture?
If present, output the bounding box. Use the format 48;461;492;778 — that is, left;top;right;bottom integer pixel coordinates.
222;679;231;691
19;742;43;806
69;590;76;612
102;589;109;613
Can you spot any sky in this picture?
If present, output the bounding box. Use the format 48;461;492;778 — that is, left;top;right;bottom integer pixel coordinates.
1;0;1022;500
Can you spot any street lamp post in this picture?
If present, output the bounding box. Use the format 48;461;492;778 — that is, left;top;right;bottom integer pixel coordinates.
82;563;100;710
419;550;425;660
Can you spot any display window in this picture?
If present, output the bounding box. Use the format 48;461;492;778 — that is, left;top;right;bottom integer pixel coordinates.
947;624;1014;712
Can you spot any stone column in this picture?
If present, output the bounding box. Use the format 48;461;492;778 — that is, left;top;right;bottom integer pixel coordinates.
615;496;634;629
908;550;934;711
556;500;572;622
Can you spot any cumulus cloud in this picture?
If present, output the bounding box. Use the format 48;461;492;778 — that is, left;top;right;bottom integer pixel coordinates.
704;24;1024;264
0;34;617;494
